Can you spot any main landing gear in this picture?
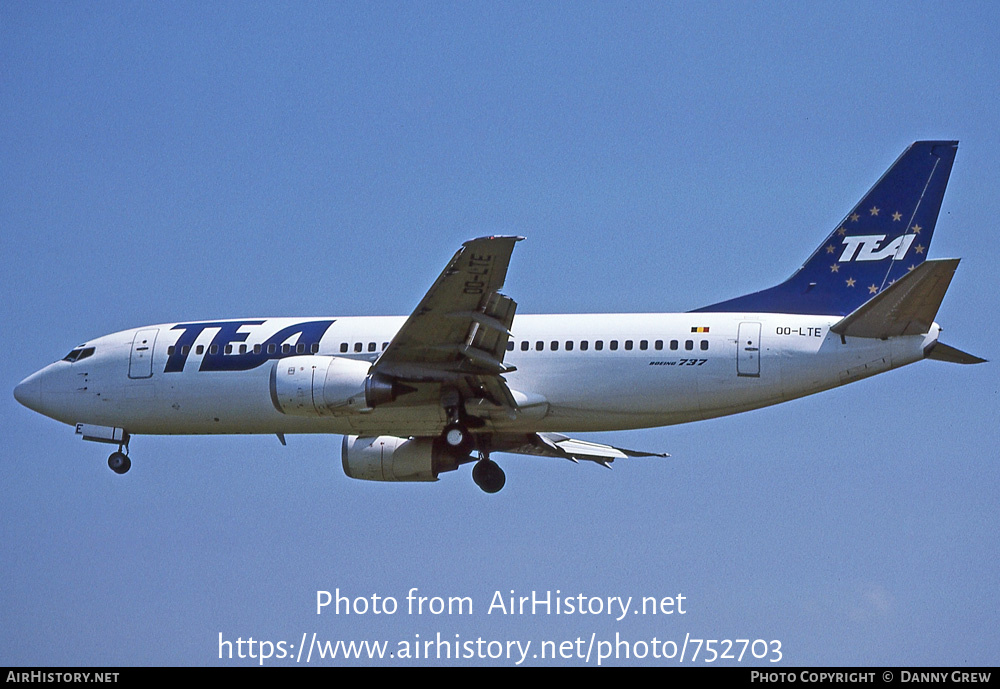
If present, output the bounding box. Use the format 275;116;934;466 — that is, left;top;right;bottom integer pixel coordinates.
438;419;506;494
107;442;131;475
472;453;505;494
439;392;505;493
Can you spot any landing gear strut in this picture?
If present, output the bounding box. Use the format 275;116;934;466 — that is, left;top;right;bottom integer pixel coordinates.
440;389;476;459
440;389;503;492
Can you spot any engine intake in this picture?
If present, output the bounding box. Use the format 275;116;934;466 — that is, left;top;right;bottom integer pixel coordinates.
341;435;461;482
269;356;403;416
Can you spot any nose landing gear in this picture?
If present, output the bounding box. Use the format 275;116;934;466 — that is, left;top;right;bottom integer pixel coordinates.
107;451;131;474
107;440;131;475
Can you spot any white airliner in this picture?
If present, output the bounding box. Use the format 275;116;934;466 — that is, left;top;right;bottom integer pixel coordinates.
14;141;983;492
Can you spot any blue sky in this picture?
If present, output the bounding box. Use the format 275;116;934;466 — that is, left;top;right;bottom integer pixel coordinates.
2;2;997;666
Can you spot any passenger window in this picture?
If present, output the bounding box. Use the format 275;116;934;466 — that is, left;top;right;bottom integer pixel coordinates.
535;341;543;351
167;346;175;356
340;343;348;353
354;342;363;353
282;344;291;354
196;345;204;355
521;341;529;351
700;340;709;351
565;341;574;351
267;344;276;354
296;343;306;354
182;345;191;355
239;344;247;354
225;344;233;354
655;340;663;350
685;340;693;351
311;343;320;354
550;341;558;351
610;340;618;351
210;345;219;355
254;344;262;355
368;342;376;352
595;340;604;351
580;340;589;351
640;340;648;350
507;341;514;351
625;340;633;351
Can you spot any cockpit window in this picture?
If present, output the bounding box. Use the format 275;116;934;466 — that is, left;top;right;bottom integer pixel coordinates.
62;346;95;363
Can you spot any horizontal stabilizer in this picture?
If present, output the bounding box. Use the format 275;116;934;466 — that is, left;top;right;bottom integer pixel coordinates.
924;342;986;365
831;258;959;339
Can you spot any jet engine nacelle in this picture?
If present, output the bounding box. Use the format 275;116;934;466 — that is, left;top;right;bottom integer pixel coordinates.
269;355;399;416
341;435;461;482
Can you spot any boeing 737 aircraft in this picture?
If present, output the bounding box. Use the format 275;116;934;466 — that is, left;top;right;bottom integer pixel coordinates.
14;141;983;492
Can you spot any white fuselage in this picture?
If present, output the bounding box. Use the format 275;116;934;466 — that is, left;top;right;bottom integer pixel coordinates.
17;312;937;438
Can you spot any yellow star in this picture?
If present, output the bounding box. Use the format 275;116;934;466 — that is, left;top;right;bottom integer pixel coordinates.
830;263;840;273
868;284;878;294
846;277;856;287
915;244;925;254
892;211;902;221
912;224;922;234
908;264;916;271
889;279;896;285
870;206;880;216
850;213;860;222
837;227;846;236
826;244;835;254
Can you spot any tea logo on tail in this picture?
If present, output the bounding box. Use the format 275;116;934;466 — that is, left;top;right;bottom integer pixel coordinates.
838;234;917;262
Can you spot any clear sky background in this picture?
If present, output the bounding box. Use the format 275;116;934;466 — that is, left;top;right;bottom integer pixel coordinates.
2;2;997;666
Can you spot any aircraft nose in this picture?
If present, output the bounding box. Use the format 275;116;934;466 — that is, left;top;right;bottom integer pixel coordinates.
14;372;43;412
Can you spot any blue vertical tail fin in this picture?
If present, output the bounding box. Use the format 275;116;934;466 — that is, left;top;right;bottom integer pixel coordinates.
693;141;958;316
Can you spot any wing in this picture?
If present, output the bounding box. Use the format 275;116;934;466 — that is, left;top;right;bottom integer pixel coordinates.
495;432;669;468
371;236;523;408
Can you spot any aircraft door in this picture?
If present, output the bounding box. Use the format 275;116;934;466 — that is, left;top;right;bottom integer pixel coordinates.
737;322;761;377
128;329;158;379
